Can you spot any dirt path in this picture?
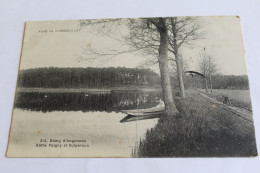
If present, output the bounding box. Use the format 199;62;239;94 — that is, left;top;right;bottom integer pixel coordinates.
195;90;254;124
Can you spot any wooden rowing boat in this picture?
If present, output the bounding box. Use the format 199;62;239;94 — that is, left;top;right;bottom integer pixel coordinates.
120;114;160;123
121;106;165;116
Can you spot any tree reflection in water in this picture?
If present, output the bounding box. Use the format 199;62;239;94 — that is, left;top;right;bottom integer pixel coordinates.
14;90;162;113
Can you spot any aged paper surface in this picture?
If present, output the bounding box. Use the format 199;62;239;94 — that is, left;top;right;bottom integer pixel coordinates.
7;17;257;157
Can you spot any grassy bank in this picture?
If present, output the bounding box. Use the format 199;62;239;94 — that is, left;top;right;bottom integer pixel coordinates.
133;90;257;157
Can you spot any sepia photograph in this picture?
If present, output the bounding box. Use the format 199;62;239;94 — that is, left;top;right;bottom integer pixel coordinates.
7;16;257;157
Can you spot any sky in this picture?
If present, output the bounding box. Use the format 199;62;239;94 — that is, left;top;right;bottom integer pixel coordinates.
183;16;248;75
20;16;248;75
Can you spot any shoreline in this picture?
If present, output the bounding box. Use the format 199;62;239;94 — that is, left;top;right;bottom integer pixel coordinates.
17;87;162;93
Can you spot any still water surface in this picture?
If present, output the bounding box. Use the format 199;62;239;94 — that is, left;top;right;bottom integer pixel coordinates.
10;90;162;157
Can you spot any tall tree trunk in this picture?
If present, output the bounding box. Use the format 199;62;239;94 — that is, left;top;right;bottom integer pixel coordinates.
204;76;209;93
209;74;213;93
158;19;178;115
175;53;186;99
171;18;186;99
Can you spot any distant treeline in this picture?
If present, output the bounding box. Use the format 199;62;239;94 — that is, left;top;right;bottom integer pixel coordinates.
17;67;249;89
183;74;249;89
210;75;250;89
18;67;161;88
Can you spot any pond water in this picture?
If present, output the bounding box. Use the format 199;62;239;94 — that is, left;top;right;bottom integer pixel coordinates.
8;90;162;157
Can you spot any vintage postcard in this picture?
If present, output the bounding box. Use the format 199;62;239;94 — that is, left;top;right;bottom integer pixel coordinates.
7;16;257;157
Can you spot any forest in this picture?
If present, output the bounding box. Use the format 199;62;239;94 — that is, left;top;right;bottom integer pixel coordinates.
183;74;250;89
208;75;250;89
17;67;161;88
17;67;249;90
